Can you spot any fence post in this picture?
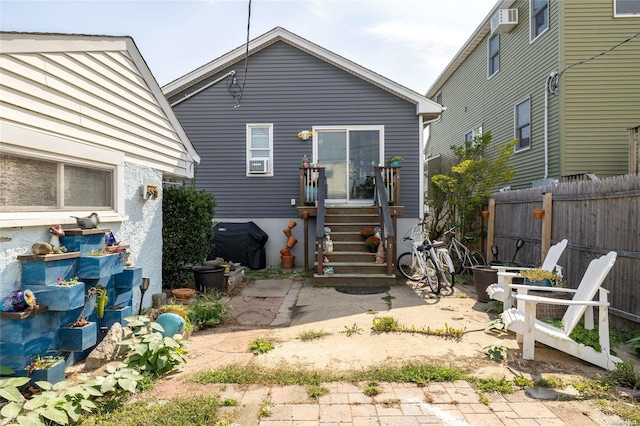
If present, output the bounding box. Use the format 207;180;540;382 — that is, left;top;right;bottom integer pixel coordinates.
541;192;553;260
487;198;496;262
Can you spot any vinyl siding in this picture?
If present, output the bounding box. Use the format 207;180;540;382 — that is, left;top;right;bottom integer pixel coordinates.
560;0;640;178
0;35;194;178
170;41;421;218
428;0;561;189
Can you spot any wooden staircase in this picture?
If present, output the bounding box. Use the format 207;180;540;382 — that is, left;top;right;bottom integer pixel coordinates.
313;206;397;286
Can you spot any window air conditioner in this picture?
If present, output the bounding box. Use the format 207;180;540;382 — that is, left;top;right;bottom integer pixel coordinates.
491;9;518;34
249;159;269;174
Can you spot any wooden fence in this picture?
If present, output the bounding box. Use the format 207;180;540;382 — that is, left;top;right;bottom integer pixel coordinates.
485;174;640;328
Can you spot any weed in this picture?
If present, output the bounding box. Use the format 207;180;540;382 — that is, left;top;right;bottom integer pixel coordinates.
187;295;228;331
381;398;400;406
513;374;533;388
363;382;380;396
249;338;274;355
366;310;378;315
381;295;395;303
456;293;468;298
481;300;503;313
222;398;238;406
608;360;640;390
307;384;329;399
297;330;331;341
533;376;566;389
369;317;465;339
257;405;271;418
470;377;517;394
340;324;363;337
478;396;490;405
484;318;506;334
484;343;508;361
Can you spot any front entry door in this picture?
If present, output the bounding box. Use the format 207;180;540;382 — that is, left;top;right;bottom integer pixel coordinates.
315;127;381;204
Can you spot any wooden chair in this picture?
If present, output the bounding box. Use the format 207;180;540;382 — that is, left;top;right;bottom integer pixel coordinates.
487;239;568;310
500;251;621;370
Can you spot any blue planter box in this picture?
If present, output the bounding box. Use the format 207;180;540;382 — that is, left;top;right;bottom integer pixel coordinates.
112;252;126;275
30;282;86;311
59;322;97;352
115;267;142;289
21;257;79;286
0;330;58;370
0;309;58;342
60;234;105;256
16;358;66;387
102;306;132;329
79;254;118;279
112;289;133;307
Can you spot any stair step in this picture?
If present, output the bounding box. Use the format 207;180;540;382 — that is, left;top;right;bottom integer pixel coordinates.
315;262;388;274
322;252;377;262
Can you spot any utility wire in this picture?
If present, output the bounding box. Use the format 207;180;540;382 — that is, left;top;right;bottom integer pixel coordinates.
559;30;640;77
235;0;251;108
548;30;640;95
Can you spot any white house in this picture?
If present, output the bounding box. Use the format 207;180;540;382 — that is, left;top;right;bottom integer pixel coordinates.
0;32;199;310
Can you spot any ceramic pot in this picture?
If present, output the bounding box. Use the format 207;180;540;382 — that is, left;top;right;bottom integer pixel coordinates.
281;255;295;269
286;236;298;248
171;288;195;300
481;210;490;219
288;220;297;229
302;210;309;219
533;209;544;220
279;248;291;256
283;228;292;238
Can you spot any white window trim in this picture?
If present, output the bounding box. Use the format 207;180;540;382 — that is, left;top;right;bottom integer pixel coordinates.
311;125;385;166
530;0;549;43
614;0;640;17
0;122;126;228
488;34;500;78
465;126;483;147
435;91;442;105
514;98;531;153
246;123;274;177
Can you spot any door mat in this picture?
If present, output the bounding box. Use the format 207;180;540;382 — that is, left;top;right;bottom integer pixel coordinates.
335;286;390;295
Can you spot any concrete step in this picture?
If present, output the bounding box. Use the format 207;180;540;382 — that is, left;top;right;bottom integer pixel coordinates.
315;261;388;274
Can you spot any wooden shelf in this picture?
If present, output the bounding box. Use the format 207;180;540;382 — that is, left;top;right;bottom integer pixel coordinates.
17;252;80;262
63;228;110;236
0;305;49;319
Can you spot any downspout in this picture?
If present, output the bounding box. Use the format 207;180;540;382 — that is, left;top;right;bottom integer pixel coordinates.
420;112;445;220
170;70;236;107
544;71;558;180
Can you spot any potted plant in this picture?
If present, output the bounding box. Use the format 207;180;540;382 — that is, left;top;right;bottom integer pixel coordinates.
520;268;564;287
360;227;376;239
24;355;66;386
386;155;404;167
301;155;310;168
364;236;381;252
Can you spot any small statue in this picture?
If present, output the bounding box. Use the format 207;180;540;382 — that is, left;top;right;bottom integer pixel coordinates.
375;243;385;264
31;242;52;255
49;225;67;253
0;289;37;312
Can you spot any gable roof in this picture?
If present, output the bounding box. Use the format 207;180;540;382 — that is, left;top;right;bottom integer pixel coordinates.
426;0;512;98
0;32;200;177
162;27;442;119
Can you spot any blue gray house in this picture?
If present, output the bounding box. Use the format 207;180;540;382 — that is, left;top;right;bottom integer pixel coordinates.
163;27;442;283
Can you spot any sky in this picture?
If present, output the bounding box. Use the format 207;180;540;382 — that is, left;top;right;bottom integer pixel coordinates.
0;0;497;95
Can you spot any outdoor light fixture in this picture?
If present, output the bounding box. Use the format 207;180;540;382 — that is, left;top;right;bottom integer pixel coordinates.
139;277;150;315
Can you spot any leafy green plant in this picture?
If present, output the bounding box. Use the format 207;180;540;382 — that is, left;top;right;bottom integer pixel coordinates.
163;183;216;288
363;382;381;396
370;317;465;338
471;377;516;394
119;316;186;377
306;384;329;399
371;316;398;332
608;360;640;390
430;132;516;240
533;376;566;389
186;295;228;331
513;374;533;388
484;318;506;334
222;398;238;406
249;338;274;355
481;300;503;313
484;342;508;361
626;335;640;357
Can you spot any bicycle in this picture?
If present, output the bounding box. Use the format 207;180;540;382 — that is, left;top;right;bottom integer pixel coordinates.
397;221;443;294
443;227;486;274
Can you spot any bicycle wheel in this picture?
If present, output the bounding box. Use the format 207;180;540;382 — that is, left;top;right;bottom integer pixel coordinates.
420;256;441;295
436;250;455;287
397;252;421;281
466;249;487;268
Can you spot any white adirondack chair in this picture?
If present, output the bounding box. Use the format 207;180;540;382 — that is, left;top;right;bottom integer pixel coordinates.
500;251;620;371
487;239;568;310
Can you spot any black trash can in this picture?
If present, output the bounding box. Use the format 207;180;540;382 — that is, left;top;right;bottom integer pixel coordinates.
209;222;268;269
193;266;225;293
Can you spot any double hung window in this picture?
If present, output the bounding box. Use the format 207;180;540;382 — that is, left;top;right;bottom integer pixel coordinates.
531;0;549;41
488;34;500;77
514;99;531;152
246;124;273;176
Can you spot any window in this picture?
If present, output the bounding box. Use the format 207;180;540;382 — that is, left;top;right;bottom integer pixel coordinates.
514;99;531;151
488;34;500;77
246;124;273;176
614;0;640;16
435;92;442;105
465;126;483;147
0;153;114;211
531;0;549;41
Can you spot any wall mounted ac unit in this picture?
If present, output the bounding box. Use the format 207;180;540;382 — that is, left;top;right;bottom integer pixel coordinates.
248;159;269;174
491;9;518;34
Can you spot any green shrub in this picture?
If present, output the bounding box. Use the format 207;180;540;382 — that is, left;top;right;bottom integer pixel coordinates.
163;183;216;288
187;295;228;331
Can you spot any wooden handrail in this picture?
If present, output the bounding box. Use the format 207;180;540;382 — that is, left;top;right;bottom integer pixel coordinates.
375;168;395;275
